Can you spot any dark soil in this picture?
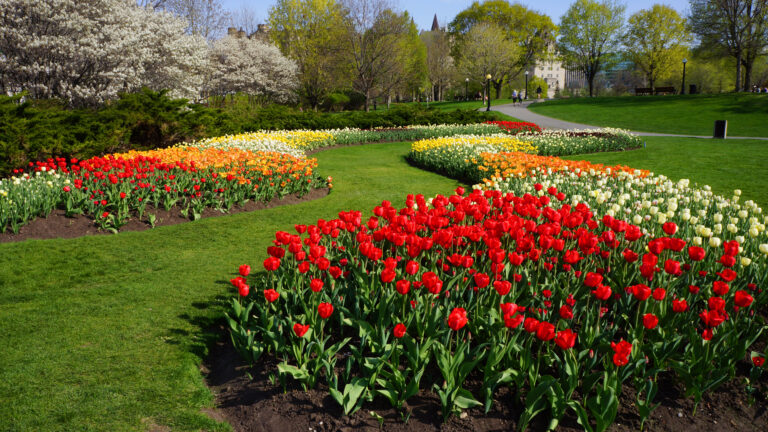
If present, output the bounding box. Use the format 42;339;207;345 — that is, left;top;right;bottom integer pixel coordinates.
0;188;330;243
202;328;768;432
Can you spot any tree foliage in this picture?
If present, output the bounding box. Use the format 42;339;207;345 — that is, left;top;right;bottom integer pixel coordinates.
558;0;625;97
269;0;350;108
624;4;691;90
0;0;210;106
449;0;556;80
455;23;519;99
340;0;426;111
421;29;454;101
689;0;768;91
208;35;299;104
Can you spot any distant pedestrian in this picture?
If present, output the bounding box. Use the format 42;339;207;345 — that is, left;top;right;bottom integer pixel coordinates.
536;86;542;99
511;89;518;105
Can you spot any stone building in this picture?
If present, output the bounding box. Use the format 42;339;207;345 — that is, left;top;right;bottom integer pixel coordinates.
226;24;270;42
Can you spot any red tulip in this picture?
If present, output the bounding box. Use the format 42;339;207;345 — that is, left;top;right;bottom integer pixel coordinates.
293;323;310;337
310;278;324;292
499;302;518;316
688;246;706;261
622;249;639;263
381;268;396;283
734;290;754;308
493;280;511;296
396;279;410;295
405;260;420;275
263;289;279;303
263;256;280;271
611;340;632;367
555;329;577;350
536;321;556;341
447;307;468;331
559;305;573;320
642;313;658;329
652;288;666;301
592;284;612;301
717;269;737;282
239;264;251;277
318;302;334;319
664;259;681;276
630;284;651;301
504;314;524;328
753;356;765;367
393;323;407;338
723;240;740;256
662;222;677;235
238;283;249;297
672;299;688;313
712;281;729;296
584;272;603;288
523;317;540;333
474;272;490;289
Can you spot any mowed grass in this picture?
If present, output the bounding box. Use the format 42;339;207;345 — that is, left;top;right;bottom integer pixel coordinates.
382;98;523;122
529;94;768;137
0;142;466;431
2;136;767;431
562;136;768;207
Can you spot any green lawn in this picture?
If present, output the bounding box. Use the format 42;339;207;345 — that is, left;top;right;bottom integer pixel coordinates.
529;94;768;137
0;142;465;431
562;136;768;207
2;136;767;431
380;98;523;122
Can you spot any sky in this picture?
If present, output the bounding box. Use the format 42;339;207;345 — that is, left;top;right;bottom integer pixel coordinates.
221;0;692;32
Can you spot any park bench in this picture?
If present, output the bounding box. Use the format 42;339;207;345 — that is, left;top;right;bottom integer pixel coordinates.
654;86;676;95
634;87;653;95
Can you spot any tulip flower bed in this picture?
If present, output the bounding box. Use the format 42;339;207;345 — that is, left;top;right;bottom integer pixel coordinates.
226;186;767;430
406;131;642;184
519;128;642;156
1;146;327;234
485;120;543;134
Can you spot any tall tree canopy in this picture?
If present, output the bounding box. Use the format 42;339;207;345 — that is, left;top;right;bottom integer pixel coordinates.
449;0;555;81
455;22;519;99
689;0;768;91
558;0;625;97
269;0;350;108
624;4;691;90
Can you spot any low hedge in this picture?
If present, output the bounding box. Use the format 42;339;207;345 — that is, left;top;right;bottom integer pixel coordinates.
0;89;499;176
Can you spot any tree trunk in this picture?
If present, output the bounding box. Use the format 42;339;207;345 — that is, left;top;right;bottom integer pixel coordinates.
494;81;502;99
649;76;655;92
743;60;753;92
735;51;742;92
364;89;370;112
588;77;594;97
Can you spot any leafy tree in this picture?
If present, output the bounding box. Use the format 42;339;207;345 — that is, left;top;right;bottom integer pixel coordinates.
421;28;454;102
558;0;625;97
340;0;422;111
0;0;210;106
689;0;768;91
624;4;691;90
377;14;428;107
455;23;519;99
449;1;555;82
269;0;350;109
208;35;298;105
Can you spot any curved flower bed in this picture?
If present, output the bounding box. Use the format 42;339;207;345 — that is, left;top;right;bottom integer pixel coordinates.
485;120;542;134
226;187;767;429
0;146;327;233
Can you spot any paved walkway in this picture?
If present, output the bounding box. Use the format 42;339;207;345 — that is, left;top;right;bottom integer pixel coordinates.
490;101;768;140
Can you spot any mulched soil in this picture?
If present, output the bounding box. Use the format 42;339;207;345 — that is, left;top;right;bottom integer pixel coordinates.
0;187;329;243
202;326;768;432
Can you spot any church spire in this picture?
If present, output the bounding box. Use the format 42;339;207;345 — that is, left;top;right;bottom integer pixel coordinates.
431;14;440;32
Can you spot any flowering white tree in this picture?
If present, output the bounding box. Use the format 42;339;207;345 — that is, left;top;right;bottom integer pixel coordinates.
208;35;298;104
0;0;210;105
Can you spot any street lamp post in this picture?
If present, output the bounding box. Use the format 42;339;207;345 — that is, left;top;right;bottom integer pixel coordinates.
486;74;492;111
525;70;529;100
465;78;470;101
681;58;687;95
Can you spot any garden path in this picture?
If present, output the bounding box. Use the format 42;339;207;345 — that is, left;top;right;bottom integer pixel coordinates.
491;101;768;140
